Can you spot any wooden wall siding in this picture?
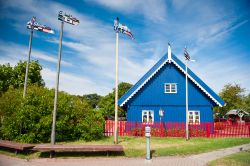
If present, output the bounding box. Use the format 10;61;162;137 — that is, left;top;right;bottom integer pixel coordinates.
127;105;213;123
127;63;214;107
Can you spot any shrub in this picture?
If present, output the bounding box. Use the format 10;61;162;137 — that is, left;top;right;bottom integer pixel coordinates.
0;86;105;143
214;122;226;130
131;128;144;136
165;128;185;137
189;128;206;137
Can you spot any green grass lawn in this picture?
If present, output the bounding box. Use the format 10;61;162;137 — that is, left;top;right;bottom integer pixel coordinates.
1;137;250;158
60;137;250;157
208;150;250;166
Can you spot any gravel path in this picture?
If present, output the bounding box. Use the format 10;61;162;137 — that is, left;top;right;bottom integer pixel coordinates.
1;143;250;166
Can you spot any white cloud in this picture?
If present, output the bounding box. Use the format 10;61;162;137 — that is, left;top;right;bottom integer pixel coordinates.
41;68;110;95
0;41;72;66
181;53;250;94
90;0;167;22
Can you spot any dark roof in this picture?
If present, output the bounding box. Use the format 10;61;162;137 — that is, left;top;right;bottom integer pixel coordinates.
118;51;225;107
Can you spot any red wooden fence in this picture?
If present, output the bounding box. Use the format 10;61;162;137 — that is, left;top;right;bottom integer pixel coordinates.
104;120;250;138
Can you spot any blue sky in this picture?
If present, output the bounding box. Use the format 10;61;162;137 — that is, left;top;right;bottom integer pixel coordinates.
0;0;250;96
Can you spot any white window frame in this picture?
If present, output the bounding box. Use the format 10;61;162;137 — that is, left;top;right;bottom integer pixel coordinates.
188;110;200;124
142;110;154;124
164;83;177;93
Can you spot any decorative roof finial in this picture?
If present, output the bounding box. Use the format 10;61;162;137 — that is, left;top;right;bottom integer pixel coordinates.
168;42;172;61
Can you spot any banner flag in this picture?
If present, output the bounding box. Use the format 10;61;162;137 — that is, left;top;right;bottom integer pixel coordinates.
58;11;80;26
27;16;55;34
114;17;134;39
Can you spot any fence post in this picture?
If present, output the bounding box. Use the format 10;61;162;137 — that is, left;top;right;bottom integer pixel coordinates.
206;123;210;138
160;122;163;137
119;121;123;136
248;125;250;137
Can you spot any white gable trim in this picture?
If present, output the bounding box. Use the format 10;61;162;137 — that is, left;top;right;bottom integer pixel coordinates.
120;58;223;107
120;59;168;107
171;59;223;107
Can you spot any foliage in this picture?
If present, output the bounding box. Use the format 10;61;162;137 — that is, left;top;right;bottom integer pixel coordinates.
242;94;250;113
98;82;133;118
165;128;185;137
214;122;226;130
0;60;44;95
130;127;206;137
0;63;13;93
189;128;206;137
244;115;250;122
131;128;144;136
214;83;245;116
0;86;104;143
81;93;102;109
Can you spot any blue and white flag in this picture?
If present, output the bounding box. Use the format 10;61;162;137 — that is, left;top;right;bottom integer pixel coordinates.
114;17;134;39
184;48;190;60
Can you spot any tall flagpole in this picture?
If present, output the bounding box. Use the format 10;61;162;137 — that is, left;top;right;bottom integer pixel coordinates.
51;21;64;146
185;57;189;140
23;29;33;98
23;16;54;98
113;17;133;144
114;31;119;144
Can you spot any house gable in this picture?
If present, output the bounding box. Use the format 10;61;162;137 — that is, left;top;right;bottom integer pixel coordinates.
118;49;224;108
126;62;214;107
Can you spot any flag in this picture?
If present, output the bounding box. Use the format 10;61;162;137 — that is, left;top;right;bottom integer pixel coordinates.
114;17;134;39
31;16;36;25
58;11;80;26
27;17;54;34
184;48;190;61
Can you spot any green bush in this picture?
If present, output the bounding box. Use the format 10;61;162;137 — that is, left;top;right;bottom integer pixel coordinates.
0;86;104;143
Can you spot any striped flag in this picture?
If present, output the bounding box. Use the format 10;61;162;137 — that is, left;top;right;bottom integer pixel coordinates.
27;17;54;34
114;17;134;39
184;48;190;61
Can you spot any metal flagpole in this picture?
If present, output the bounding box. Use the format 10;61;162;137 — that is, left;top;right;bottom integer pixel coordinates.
50;12;79;152
185;58;189;140
23;16;54;98
23;30;33;98
51;21;64;145
114;32;119;144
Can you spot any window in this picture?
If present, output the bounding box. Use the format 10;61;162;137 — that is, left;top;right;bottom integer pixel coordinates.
188;111;200;124
164;83;177;93
142;110;154;124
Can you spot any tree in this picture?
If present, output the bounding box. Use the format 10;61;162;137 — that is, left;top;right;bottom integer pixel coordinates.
0;60;44;95
0;85;104;143
98;82;133;118
214;83;245;116
243;94;250;113
12;60;45;88
82;93;102;109
0;63;13;93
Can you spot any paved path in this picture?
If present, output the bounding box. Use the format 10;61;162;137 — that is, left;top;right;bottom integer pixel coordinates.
1;143;250;166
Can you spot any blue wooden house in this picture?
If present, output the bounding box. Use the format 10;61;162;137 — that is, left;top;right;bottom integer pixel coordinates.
118;45;224;124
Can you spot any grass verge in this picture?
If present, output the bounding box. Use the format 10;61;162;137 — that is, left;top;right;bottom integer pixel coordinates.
1;137;250;158
208;150;250;166
117;137;250;157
